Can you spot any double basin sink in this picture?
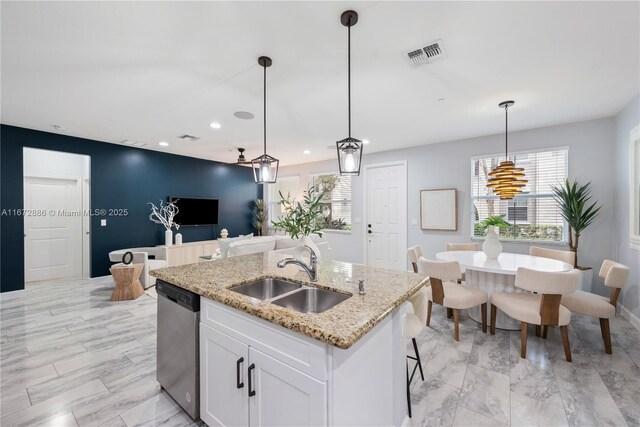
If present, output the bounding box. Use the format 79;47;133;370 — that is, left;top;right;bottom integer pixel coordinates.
229;278;350;314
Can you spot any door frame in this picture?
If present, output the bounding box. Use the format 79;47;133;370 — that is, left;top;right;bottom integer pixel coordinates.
22;150;91;280
363;160;408;269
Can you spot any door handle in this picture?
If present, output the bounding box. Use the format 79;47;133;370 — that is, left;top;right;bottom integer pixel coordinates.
248;363;256;397
236;357;244;389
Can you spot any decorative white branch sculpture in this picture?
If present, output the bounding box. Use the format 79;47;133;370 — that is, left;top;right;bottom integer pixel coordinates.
148;200;180;231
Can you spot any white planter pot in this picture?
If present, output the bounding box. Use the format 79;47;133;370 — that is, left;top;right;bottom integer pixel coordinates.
165;229;173;246
301;235;321;261
577;268;594;293
482;227;502;259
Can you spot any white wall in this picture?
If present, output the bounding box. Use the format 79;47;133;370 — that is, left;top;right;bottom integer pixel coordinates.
278;118;616;295
614;96;640;318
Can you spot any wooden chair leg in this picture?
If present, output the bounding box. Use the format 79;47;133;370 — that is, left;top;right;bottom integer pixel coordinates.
560;325;572;362
600;318;612;354
520;322;528;359
426;301;432;326
453;309;460;341
535;325;541;337
481;303;487;333
490;304;497;335
542;325;548;339
447;308;453;319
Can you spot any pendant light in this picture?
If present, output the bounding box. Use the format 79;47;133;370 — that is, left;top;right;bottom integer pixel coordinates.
336;10;363;176
487;100;527;200
251;56;279;184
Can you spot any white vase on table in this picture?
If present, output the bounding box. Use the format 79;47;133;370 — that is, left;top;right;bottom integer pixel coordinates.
175;233;183;245
165;229;173;246
482;227;502;259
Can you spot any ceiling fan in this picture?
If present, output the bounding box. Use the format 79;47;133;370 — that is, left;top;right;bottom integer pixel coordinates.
230;147;252;165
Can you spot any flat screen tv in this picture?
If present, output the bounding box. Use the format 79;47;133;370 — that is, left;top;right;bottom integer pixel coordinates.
169;197;219;226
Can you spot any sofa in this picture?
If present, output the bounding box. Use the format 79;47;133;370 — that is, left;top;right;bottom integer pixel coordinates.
108;247;168;289
220;235;330;259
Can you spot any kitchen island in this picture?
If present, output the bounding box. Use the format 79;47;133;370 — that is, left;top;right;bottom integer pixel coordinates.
151;251;428;427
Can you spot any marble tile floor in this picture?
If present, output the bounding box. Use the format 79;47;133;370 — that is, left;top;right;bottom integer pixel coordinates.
1;277;203;427
407;305;640;427
1;276;639;426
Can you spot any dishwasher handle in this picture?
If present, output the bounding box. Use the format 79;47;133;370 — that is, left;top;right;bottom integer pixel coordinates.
236;357;244;389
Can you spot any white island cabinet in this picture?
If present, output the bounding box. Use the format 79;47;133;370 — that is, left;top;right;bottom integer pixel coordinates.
199;296;410;427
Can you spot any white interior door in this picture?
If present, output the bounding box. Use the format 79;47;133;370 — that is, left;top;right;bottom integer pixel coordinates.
365;162;407;270
24;176;82;282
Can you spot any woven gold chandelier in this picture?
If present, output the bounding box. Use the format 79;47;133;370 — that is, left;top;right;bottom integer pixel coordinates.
487;101;527;200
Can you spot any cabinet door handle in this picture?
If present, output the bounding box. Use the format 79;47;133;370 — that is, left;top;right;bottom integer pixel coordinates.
248;363;256;397
236;357;244;389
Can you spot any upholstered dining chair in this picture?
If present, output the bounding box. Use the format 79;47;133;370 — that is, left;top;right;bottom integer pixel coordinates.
561;260;630;354
445;242;479;251
407;246;423;273
445;243;479;282
403;286;428;418
419;259;488;340
491;267;580;361
529;246;575;266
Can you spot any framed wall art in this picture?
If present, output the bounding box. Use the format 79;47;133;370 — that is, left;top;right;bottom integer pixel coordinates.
420;189;457;231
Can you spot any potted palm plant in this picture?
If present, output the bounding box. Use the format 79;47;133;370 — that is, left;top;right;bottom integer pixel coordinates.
551;179;602;290
551;179;602;268
480;215;511;259
253;199;268;236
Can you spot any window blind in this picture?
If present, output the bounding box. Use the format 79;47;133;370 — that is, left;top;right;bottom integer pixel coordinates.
312;174;352;231
471;149;568;242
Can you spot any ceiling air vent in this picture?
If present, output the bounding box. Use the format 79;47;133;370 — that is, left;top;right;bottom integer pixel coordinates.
178;134;201;142
405;39;446;65
120;139;147;147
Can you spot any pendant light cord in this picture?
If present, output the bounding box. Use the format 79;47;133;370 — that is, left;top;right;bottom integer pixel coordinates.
263;63;267;155
347;21;351;138
504;104;508;160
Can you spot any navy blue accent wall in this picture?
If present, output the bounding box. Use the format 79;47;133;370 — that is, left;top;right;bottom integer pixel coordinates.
1;125;262;293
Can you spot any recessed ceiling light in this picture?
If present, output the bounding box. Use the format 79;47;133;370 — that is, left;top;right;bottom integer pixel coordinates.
52;124;65;131
362;139;370;145
209;122;221;129
234;111;255;120
159;141;169;147
303;150;311;154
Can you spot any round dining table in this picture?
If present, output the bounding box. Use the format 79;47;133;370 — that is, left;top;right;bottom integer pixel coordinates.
435;251;573;330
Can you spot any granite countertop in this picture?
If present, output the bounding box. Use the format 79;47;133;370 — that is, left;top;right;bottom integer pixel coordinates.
150;252;428;349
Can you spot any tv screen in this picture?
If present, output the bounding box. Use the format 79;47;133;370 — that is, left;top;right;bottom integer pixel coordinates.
169;197;219;226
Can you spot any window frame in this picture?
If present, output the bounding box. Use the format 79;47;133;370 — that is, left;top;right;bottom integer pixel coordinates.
470;146;570;244
630;125;640;251
310;172;353;233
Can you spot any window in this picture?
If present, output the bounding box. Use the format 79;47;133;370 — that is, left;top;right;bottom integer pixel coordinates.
267;175;300;228
471;148;568;242
311;173;352;231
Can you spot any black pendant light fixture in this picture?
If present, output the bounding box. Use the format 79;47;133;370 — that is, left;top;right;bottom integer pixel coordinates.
251;56;279;184
336;10;363;176
486;100;527;200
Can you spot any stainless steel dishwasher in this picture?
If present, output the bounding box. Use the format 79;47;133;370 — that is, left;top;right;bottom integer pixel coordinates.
156;280;200;419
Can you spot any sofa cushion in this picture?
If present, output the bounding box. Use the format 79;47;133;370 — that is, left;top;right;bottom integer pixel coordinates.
228;239;277;257
218;234;253;258
274;234;323;250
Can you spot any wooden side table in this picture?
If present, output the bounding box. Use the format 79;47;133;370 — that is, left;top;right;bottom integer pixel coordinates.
110;263;145;301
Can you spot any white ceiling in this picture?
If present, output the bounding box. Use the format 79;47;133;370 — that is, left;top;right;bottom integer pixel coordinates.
2;1;639;166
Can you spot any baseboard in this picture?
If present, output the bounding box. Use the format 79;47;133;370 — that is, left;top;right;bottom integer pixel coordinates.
0;289;26;301
618;303;640;331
